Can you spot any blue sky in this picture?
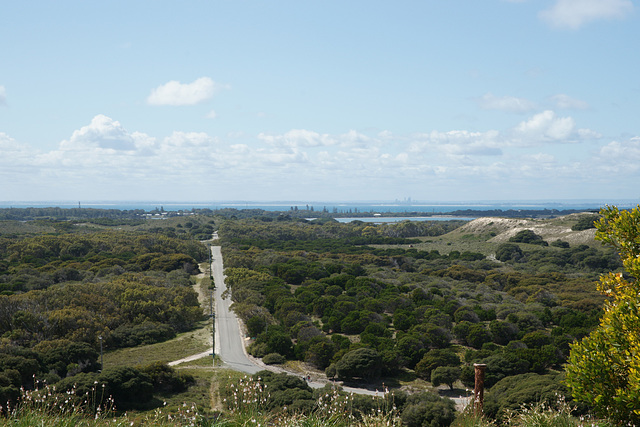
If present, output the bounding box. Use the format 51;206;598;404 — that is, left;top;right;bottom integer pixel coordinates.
0;0;638;203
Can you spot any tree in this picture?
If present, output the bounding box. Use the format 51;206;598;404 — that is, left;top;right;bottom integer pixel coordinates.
466;324;492;349
431;366;460;390
495;243;523;262
414;349;460;380
304;337;336;369
509;229;547;246
489;320;519;345
565;205;640;425
397;335;426;369
334;348;382;381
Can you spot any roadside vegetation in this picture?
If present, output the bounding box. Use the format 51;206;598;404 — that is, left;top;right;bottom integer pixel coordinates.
1;207;636;425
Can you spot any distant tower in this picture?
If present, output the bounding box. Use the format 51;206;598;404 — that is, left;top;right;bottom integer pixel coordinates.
78;201;81;209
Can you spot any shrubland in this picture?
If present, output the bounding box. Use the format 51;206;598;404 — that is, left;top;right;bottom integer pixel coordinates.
0;216;213;409
215;214;619;423
0;208;632;425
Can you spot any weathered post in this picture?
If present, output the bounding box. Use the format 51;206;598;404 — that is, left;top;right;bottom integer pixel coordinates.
474;363;487;416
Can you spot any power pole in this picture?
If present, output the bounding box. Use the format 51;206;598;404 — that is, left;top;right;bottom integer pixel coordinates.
210;245;216;366
99;335;103;372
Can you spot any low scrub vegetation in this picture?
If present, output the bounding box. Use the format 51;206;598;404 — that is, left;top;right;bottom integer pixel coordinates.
0;208;632;425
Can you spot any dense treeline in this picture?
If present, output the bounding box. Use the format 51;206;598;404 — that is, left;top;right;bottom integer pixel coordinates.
0;205;591;224
0;207;146;221
0;231;206;294
0;219;210;408
217;215;619;421
218;217;463;241
212;206;595;220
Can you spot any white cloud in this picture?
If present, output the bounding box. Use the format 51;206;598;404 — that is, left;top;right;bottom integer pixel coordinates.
60;114;141;152
163;131;216;148
0;133;35;169
340;130;373;148
540;0;633;29
526;153;556;163
599;136;640;161
1;113;636;201
0;86;6;106
0;132;19;151
259;129;336;148
477;93;536;113
411;130;502;157
206;110;218;119
576;128;602;139
514;110;575;141
550;94;589;110
147;77;227;106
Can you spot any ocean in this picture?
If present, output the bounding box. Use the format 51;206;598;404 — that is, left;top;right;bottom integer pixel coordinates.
0;199;637;213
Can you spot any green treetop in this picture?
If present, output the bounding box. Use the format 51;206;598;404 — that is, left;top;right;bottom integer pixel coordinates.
565;205;640;424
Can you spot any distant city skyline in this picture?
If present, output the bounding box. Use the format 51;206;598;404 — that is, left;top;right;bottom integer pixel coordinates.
1;1;638;202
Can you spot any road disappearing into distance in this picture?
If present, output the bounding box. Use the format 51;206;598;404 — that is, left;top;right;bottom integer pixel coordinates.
208;242;394;397
210;245;263;374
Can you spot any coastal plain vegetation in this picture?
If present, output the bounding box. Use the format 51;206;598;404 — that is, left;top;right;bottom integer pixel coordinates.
0;208;628;425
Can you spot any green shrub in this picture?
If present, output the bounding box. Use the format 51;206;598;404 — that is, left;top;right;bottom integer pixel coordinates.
401;392;456;427
483;372;568;422
262;352;286;365
509;230;548;246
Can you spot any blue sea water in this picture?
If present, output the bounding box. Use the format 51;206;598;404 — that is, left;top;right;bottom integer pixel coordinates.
0;199;637;213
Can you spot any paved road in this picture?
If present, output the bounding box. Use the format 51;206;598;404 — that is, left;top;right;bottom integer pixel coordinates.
211;245;263;374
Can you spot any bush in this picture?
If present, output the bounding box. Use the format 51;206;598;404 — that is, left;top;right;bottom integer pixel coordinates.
137;361;194;393
483;372;568;422
571;215;598;231
334;348;382;381
466;324;492;349
495;243;523;262
565;206;640;425
509;230;548;246
401;392;456;427
107;321;176;348
415;349;461;380
57;366;154;410
263;353;286;365
551;239;570;248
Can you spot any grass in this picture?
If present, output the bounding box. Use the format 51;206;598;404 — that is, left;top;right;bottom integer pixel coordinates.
103;322;213;368
158;367;217;415
0;375;618;427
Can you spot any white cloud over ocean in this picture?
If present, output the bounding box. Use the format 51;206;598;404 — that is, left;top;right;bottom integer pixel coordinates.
1;111;632;201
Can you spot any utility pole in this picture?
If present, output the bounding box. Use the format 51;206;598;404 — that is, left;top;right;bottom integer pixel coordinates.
99;335;103;372
211;307;216;366
210;245;216;366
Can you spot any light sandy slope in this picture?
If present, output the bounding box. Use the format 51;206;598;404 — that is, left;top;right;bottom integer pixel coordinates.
456;213;599;246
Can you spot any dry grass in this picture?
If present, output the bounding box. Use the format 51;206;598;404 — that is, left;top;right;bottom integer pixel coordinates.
102;324;213;368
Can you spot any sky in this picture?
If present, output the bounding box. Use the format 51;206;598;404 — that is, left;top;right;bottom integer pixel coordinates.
0;0;639;203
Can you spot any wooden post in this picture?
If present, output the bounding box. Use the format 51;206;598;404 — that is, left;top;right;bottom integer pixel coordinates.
474;363;487;416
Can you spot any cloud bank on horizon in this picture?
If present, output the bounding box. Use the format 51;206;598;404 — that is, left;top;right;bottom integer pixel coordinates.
0;0;638;202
